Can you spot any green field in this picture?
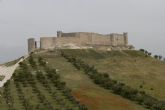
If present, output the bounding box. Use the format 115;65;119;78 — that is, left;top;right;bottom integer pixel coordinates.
0;49;165;110
0;55;86;110
35;50;148;110
61;49;165;100
0;76;5;81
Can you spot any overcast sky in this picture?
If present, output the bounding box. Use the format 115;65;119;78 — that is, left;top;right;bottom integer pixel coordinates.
0;0;165;63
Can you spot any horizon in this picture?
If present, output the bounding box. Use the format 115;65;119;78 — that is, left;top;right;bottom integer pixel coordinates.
0;0;165;63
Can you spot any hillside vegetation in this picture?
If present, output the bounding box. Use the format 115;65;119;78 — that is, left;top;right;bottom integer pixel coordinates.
62;49;165;100
0;55;87;110
38;51;147;110
4;58;21;67
0;49;165;110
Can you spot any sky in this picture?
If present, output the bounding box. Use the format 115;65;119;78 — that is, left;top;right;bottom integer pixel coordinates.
0;0;165;63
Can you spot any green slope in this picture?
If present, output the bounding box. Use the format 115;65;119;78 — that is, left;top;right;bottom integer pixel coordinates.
1;49;164;110
36;50;148;110
61;49;165;100
0;54;86;110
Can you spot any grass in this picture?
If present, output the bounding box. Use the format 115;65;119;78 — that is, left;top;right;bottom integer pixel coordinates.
3;58;21;67
0;88;8;110
1;49;164;110
61;49;165;100
0;76;5;81
0;55;83;110
38;51;148;110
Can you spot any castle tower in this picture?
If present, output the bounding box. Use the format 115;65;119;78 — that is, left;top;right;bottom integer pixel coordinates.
57;31;63;37
28;38;36;53
110;34;116;46
123;32;128;45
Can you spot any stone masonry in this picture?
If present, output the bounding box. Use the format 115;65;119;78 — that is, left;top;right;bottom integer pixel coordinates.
28;38;37;53
28;31;134;53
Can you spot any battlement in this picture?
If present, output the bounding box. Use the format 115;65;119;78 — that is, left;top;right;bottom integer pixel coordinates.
28;31;134;53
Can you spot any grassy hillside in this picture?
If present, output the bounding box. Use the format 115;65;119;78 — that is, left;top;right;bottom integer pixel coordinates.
0;55;87;110
34;50;148;110
0;49;164;110
3;58;21;66
61;49;165;100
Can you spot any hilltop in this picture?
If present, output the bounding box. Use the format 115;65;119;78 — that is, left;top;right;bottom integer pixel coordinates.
0;49;165;110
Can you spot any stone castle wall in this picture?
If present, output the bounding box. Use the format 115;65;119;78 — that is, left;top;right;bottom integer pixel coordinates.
90;33;110;45
40;37;56;49
28;31;133;53
56;36;81;46
61;33;77;37
55;32;128;46
110;33;125;46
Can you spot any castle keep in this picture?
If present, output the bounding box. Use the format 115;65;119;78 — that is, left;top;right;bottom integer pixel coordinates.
28;31;134;53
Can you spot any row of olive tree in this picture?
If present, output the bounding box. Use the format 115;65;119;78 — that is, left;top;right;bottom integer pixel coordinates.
37;56;88;110
3;81;15;110
17;61;56;110
61;52;165;110
14;79;34;110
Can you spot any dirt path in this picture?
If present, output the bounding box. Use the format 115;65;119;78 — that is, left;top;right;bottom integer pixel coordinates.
0;55;28;87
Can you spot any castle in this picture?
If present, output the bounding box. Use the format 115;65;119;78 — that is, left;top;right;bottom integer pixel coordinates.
28;31;134;53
